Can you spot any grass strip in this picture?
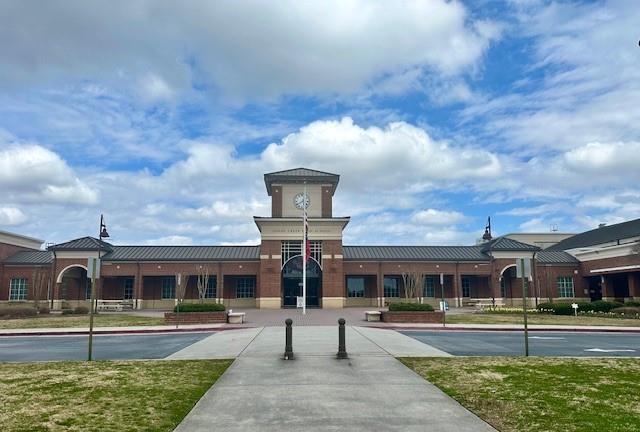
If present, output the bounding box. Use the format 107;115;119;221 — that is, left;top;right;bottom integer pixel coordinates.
0;314;165;330
0;359;232;432
446;313;640;327
400;357;640;432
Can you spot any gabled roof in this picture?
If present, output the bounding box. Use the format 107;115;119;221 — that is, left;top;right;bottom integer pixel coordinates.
48;237;113;252
102;245;260;262
482;237;541;252
536;250;579;264
549;218;640;251
3;250;53;265
343;246;489;261
264;167;340;195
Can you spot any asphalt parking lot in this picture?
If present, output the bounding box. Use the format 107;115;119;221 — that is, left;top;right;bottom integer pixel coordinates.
0;332;212;362
402;330;640;357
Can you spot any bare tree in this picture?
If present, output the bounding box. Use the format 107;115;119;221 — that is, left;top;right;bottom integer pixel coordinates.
175;273;188;304
196;265;211;303
31;269;48;312
401;266;425;300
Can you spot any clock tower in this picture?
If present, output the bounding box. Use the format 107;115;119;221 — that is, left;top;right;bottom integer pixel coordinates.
254;168;350;308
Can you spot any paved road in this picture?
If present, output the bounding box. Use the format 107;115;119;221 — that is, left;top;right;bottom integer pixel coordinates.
402;330;640;357
0;332;212;362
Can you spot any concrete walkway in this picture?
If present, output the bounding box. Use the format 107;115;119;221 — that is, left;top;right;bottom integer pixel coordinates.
173;326;494;432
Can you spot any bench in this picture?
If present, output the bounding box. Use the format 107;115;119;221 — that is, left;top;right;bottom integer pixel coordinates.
475;299;505;310
96;300;133;312
227;312;246;324
365;310;382;322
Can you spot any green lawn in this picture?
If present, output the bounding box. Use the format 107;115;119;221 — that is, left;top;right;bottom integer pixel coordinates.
0;313;165;329
446;313;640;327
0;359;232;432
400;357;640;432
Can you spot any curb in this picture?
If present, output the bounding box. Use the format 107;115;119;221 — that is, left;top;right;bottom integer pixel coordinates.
0;326;253;337
379;326;640;333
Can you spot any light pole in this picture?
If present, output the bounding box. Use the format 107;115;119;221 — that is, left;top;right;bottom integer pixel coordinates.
88;214;109;361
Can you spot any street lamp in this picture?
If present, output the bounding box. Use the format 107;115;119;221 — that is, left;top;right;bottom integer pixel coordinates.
88;214;109;361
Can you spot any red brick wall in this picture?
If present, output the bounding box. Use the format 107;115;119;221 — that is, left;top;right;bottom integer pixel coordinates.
271;186;282;217
0;242;34;261
322;240;343;297
259;240;282;298
0;266;52;301
321;186;332;218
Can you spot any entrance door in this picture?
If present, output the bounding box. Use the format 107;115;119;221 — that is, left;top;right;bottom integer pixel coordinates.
282;255;321;307
587;276;602;301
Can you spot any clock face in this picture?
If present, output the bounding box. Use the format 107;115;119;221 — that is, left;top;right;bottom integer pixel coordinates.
293;192;310;209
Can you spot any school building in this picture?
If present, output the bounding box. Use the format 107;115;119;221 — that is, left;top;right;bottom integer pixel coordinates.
1;168;639;310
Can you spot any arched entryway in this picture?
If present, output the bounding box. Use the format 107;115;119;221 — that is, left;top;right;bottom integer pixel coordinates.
282;255;322;307
56;264;91;303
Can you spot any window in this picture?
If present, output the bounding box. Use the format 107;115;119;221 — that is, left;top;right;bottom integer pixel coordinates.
281;240;322;265
462;277;471;297
383;277;399;298
236;277;255;298
557;276;574;298
123;278;134;300
9;278;27;301
347;277;365;298
161;277;175;299
424;277;436;297
205;277;217;298
500;278;506;297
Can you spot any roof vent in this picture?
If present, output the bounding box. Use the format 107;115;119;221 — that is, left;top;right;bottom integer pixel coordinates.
598;223;606;228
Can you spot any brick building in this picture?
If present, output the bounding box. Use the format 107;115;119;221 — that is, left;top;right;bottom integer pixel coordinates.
1;168;639;310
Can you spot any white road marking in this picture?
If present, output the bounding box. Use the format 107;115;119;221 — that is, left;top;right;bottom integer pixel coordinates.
584;348;636;353
530;336;565;340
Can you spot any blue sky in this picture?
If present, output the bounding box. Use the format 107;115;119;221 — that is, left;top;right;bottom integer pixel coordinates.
1;0;639;246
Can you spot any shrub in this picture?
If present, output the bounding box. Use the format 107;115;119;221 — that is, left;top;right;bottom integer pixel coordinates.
74;306;89;315
590;300;623;313
0;306;38;319
61;309;75;315
61;301;71;309
38;306;50;315
388;302;435;312
174;303;226;313
624;301;640;307
611;307;640;317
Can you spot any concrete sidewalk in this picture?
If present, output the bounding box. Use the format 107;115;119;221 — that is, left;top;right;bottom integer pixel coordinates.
173;326;494;432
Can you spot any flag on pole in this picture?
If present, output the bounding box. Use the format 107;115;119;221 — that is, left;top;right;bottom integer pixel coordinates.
304;205;310;263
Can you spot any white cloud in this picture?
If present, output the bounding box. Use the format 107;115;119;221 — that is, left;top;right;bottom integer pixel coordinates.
563;141;640;175
0;1;500;101
0;207;27;226
0;140;98;204
411;209;468;225
144;235;193;246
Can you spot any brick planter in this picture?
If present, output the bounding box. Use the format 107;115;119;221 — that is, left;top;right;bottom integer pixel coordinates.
164;311;227;324
381;311;444;323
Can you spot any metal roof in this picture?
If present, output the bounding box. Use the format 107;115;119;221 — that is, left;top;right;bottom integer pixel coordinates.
343;246;490;261
3;250;53;265
482;237;541;252
48;237;113;252
102;245;260;262
549;218;640;251
264;167;340;195
536;250;579;264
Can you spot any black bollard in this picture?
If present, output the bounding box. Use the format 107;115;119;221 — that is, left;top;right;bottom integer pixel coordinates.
284;318;294;360
337;318;348;359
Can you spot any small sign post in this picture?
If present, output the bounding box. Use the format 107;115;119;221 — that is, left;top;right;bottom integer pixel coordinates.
296;296;304;308
440;273;446;327
571;303;579;317
87;257;100;361
517;258;532;357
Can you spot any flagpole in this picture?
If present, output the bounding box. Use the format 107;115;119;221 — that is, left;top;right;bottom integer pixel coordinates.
302;181;307;315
